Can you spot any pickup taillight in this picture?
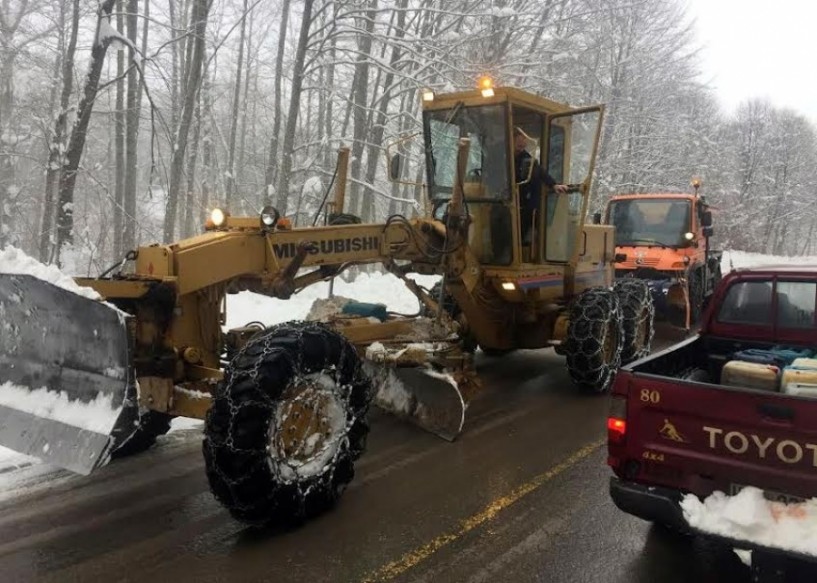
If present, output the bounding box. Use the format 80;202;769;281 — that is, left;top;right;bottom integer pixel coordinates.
607;395;627;445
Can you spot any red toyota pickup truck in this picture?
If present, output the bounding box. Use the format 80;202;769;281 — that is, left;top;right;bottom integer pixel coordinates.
607;264;817;576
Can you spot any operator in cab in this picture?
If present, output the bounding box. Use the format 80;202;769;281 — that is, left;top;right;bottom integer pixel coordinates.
514;126;567;244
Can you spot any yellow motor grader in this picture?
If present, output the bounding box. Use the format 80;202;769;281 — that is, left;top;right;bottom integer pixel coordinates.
0;81;654;527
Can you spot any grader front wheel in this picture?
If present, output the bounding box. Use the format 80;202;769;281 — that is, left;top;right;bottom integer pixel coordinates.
564;288;624;393
202;321;373;527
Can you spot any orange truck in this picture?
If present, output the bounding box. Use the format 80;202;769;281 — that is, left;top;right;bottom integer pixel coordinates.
597;180;722;330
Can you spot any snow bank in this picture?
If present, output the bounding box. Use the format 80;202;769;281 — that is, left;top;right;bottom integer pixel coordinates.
0;245;101;300
721;249;817;273
681;487;817;558
225;271;439;329
0;382;122;434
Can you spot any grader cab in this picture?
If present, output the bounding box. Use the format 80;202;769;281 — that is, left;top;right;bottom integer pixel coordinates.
0;81;654;527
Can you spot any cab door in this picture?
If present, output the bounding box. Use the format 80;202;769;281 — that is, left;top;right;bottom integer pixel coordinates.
540;106;604;266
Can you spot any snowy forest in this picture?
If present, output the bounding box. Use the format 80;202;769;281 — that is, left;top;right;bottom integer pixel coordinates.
0;0;815;275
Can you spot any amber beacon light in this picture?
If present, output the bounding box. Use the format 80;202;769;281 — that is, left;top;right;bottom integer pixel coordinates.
479;76;495;97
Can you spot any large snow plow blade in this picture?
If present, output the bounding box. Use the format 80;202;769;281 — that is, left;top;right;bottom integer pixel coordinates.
0;274;131;475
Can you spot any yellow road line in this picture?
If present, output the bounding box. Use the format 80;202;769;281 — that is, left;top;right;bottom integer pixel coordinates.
360;438;605;583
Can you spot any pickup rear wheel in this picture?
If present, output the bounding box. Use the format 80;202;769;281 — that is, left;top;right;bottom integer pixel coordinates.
564;288;624;393
614;279;655;364
202;321;373;527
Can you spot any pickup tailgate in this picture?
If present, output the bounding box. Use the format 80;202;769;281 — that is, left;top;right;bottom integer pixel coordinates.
614;372;817;501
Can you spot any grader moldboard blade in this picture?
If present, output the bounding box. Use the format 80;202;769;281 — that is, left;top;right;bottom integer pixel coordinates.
0;274;132;475
363;348;471;442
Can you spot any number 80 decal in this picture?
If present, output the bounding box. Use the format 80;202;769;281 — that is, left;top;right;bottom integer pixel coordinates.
640;389;660;404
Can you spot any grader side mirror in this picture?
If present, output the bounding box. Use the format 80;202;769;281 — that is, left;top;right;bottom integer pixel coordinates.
703;226;714;238
701;210;713;228
592;212;602;224
389;154;402;181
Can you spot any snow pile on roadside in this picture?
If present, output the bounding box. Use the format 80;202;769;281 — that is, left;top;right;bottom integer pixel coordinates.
681;487;817;557
721;249;817;274
0;382;123;434
0;245;101;300
225;271;439;330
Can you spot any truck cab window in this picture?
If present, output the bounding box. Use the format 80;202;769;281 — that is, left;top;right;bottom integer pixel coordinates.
776;281;817;329
608;199;691;248
718;280;773;325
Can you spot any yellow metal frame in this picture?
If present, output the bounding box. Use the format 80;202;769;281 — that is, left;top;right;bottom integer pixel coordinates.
80;84;610;420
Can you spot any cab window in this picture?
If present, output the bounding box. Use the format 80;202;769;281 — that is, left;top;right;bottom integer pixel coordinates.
777;281;817;329
717;280;773;325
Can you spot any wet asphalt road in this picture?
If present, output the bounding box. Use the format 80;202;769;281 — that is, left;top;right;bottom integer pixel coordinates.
0;341;815;583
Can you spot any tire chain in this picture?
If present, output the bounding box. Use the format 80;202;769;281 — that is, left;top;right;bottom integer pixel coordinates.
564;288;625;392
613;278;655;363
203;320;373;524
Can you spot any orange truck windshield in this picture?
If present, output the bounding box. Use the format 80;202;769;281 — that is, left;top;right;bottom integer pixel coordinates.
608;198;691;247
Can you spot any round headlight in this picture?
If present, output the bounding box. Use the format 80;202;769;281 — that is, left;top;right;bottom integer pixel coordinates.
684;232;694;241
260;205;279;228
211;208;226;227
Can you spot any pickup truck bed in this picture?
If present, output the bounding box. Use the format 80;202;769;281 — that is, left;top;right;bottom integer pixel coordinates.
606;265;817;574
610;334;817;504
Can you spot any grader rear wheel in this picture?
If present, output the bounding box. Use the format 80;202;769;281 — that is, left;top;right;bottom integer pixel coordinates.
613;279;655;364
202;321;373;527
564;288;624;393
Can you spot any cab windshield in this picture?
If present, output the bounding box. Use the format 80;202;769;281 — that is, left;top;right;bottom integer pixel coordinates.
609;198;691;247
422;103;509;203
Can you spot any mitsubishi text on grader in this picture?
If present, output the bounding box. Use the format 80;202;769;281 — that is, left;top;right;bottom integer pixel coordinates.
0;82;654;527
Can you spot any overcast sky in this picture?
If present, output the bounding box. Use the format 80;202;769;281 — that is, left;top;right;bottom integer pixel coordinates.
687;0;817;124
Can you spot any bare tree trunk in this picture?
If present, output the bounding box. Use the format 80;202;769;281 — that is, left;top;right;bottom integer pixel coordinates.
362;0;406;222
168;0;179;138
40;0;73;261
347;0;378;216
263;0;290;202
163;0;212;243
322;4;338;171
273;0;314;214
224;0;247;206
802;219;816;255
113;0;125;258
53;0;95;266
201;117;212;210
183;94;202;238
123;0;140;251
236;12;254;207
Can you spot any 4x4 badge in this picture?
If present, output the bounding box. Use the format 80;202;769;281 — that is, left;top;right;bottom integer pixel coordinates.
659;419;688;443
